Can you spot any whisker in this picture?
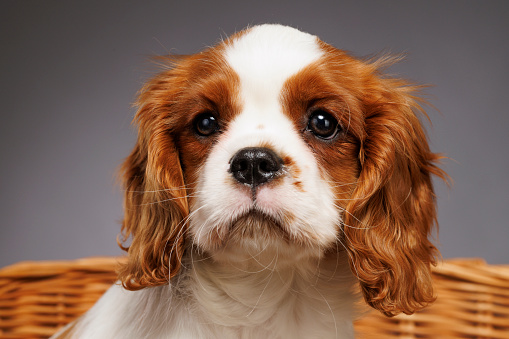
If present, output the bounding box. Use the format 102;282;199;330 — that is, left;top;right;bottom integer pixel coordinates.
236;240;272;265
334;233;361;282
125;180;199;194
190;246;214;296
241;243;279;273
333;196;368;201
335;204;379;230
135;191;206;207
323;179;363;186
344;99;352;138
193;209;223;249
246;249;278;317
324;241;341;283
164;205;209;281
335;187;413;230
312;284;338;339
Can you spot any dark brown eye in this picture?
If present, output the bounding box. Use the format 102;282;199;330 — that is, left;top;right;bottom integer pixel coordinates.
307;110;340;139
194;112;219;136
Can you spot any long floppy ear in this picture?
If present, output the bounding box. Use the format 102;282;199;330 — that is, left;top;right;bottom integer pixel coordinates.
344;77;447;316
117;64;189;290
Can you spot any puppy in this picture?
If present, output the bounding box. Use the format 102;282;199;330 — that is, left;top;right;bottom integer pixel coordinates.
53;24;446;338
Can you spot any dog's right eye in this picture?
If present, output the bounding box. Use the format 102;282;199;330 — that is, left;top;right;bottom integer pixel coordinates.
194;112;219;136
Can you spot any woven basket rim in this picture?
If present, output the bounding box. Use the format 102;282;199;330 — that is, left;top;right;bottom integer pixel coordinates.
0;256;127;279
1;256;509;339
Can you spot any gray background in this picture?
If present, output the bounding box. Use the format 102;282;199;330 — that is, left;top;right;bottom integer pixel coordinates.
1;0;508;268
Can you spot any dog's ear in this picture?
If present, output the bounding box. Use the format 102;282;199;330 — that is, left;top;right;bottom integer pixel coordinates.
344;76;447;316
117;62;189;290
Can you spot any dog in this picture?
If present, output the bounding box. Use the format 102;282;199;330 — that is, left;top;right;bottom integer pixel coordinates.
52;24;446;338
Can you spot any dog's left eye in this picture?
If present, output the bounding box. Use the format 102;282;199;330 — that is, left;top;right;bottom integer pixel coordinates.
307;110;340;139
194;112;219;136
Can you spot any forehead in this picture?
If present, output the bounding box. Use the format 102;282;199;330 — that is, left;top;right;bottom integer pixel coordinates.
224;25;324;104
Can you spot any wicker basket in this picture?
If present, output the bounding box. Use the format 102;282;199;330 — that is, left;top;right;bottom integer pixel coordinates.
1;258;508;339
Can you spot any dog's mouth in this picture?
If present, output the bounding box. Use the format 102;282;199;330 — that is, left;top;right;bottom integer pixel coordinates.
232;208;286;231
227;208;290;241
201;206;329;265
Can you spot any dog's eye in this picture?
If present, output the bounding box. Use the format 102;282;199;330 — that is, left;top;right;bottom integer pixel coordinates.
307;110;340;139
194;112;219;136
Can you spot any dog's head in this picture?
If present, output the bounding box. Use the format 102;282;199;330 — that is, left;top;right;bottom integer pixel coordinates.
117;24;446;316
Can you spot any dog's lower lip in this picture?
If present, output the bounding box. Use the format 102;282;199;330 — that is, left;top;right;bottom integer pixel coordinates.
236;208;269;221
230;208;287;232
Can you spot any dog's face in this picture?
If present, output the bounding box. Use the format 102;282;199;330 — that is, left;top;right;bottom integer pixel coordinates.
188;26;360;263
118;25;446;316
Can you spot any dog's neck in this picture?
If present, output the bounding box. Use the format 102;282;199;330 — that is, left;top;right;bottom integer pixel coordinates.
71;248;360;339
183;248;360;338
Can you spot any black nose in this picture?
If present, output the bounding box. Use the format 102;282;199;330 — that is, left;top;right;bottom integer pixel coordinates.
229;147;283;187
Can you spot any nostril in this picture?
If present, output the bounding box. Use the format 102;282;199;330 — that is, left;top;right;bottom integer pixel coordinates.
229;147;283;187
231;158;249;173
259;160;270;173
258;159;278;173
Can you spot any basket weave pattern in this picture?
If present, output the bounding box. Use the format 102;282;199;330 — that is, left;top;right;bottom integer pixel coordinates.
356;259;509;338
1;257;508;338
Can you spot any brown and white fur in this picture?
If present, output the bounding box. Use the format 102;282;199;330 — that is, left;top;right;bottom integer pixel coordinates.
53;24;446;339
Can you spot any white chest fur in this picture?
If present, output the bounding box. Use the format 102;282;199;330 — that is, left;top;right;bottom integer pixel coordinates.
73;251;358;339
